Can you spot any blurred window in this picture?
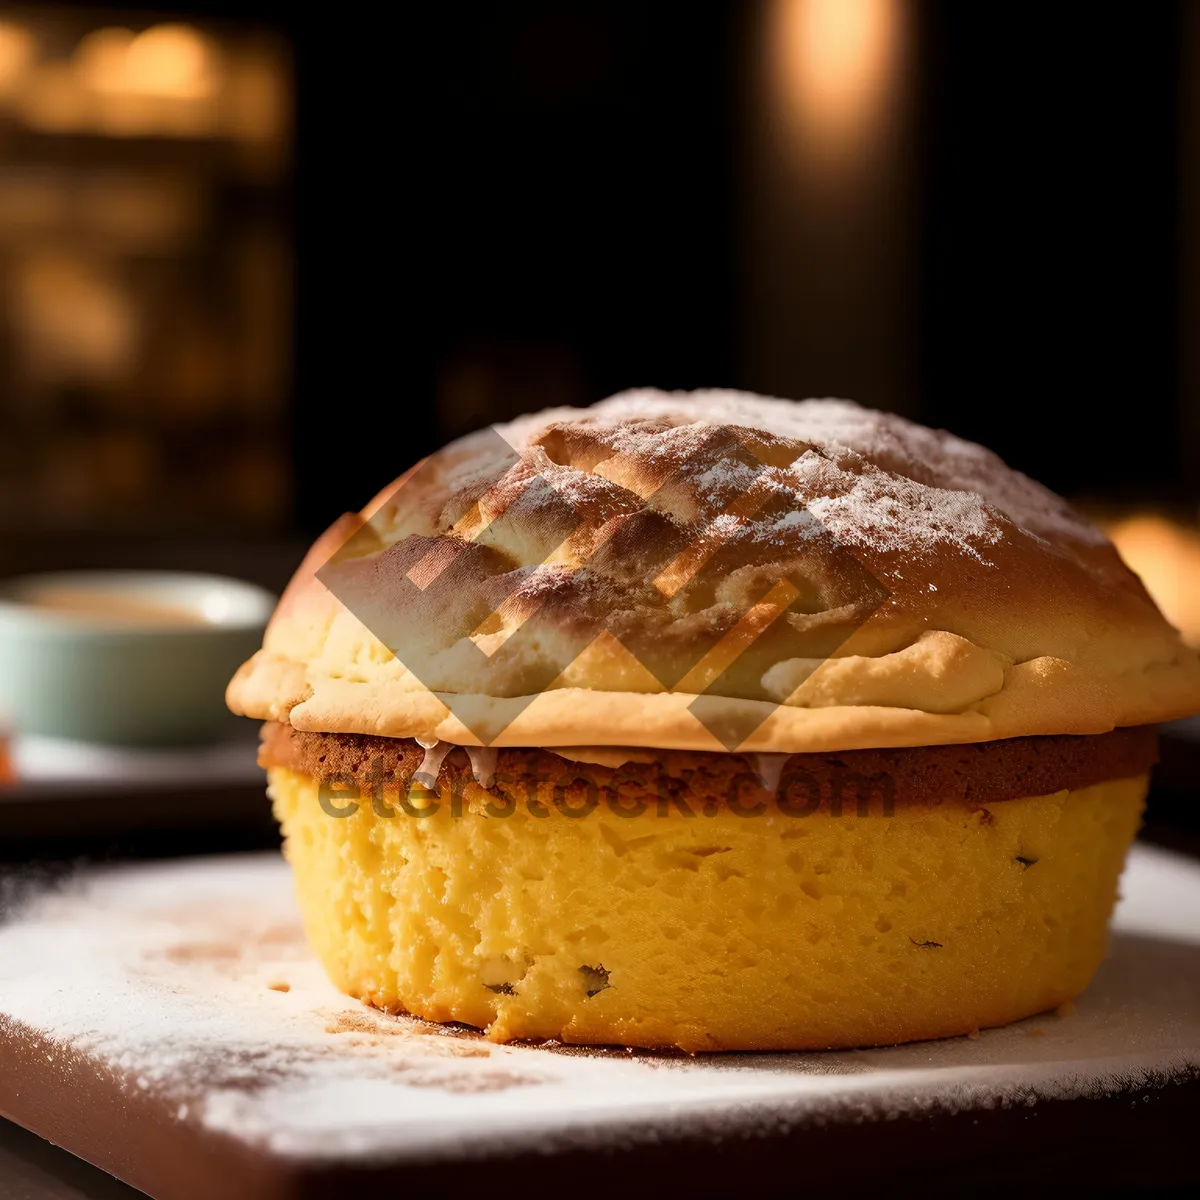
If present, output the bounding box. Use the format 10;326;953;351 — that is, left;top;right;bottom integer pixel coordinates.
0;6;292;533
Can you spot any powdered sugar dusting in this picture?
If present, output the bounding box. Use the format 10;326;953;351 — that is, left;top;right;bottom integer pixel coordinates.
801;460;1006;564
0;847;1196;1166
500;389;1107;557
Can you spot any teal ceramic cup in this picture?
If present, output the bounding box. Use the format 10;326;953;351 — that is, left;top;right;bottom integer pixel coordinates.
0;571;274;746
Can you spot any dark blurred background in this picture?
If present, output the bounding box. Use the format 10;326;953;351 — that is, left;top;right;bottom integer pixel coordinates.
2;0;1197;556
3;1;1200;848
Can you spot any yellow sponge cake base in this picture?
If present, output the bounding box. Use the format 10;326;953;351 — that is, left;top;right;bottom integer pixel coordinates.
268;765;1144;1051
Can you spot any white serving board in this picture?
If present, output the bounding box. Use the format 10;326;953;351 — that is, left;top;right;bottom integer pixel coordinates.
0;843;1197;1173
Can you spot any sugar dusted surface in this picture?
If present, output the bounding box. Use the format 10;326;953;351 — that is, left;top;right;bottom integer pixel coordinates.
0;846;1197;1164
228;387;1200;750
503;389;1108;557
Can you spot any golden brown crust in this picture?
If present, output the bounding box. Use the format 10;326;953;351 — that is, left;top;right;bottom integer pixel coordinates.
259;722;1158;814
228;391;1200;749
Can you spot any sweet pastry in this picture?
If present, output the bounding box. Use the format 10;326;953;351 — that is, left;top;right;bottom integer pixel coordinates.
229;390;1200;1050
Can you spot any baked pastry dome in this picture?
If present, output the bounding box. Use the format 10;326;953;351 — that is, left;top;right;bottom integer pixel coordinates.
230;391;1198;1050
228;390;1200;751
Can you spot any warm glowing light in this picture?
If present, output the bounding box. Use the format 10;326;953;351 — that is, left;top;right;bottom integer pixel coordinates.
125;24;219;100
17;61;87;133
3;19;282;144
0;20;34;98
0;731;13;787
1108;514;1200;647
771;0;898;154
77;24;217;100
74;26;136;94
11;252;137;382
227;53;288;144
